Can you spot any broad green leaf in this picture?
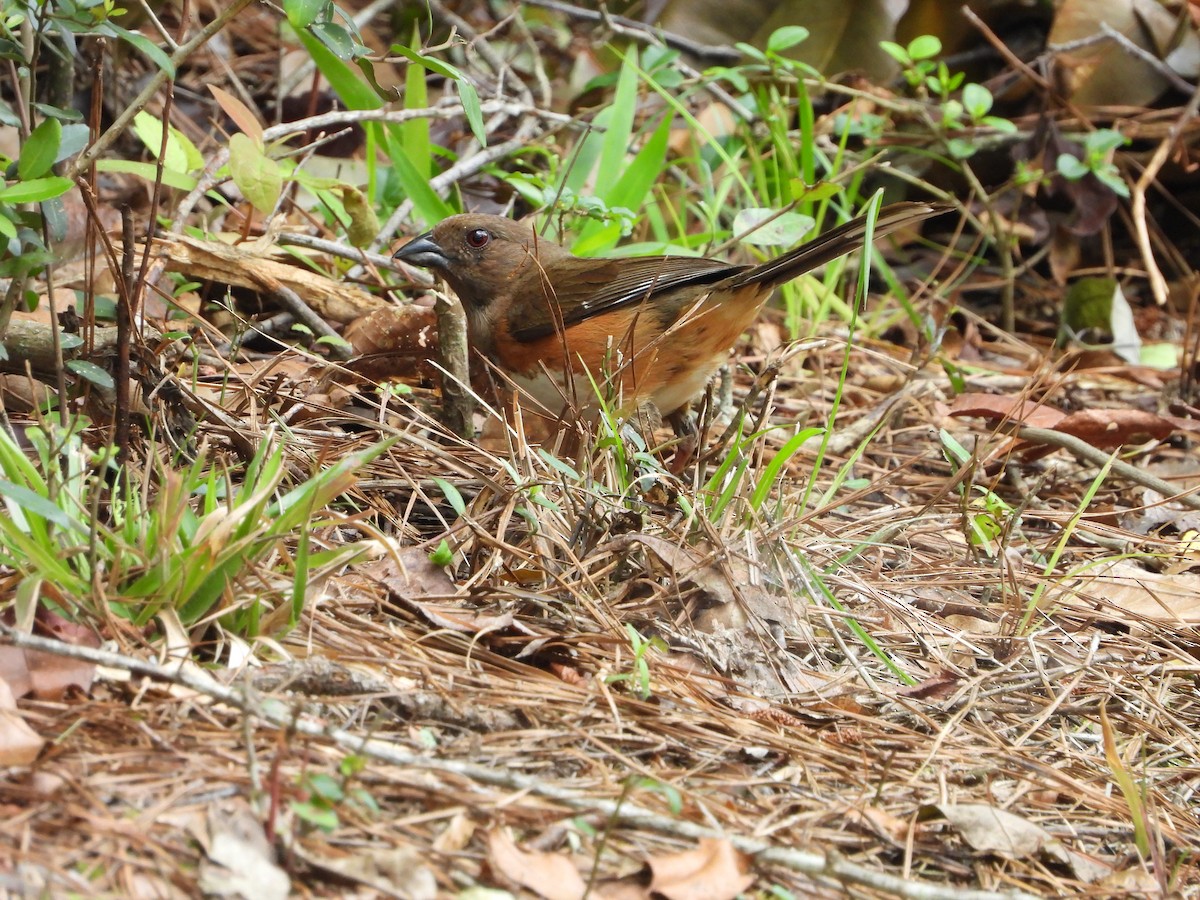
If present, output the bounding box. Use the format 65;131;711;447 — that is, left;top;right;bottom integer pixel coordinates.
299;30;380;109
732;209;815;247
132;111;194;175
907;34;942;60
228;132;282;215
0;176;73;203
962;82;992;119
19;118;61;180
310;21;362;60
284;0;327;29
66;359;115;390
32;103;83;122
57;123;91;163
767;26;809;54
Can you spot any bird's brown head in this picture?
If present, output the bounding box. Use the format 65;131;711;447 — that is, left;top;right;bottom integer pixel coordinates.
392;214;570;314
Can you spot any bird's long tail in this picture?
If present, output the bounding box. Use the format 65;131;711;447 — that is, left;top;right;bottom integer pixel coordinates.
731;201;949;290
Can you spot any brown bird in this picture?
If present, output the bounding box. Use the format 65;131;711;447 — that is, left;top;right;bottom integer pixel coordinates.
394;201;945;430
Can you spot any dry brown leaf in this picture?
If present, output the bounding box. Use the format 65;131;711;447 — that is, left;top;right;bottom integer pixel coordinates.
362;546;458;602
927;803;1111;883
1060;559;1200;626
645;837;754;900
925;803;1047;859
0;678;45;766
194;800;290;900
135;235;387;324
1049;408;1175;449
290;839;437;899
485;829;588;900
947;393;1065;429
845;804;911;844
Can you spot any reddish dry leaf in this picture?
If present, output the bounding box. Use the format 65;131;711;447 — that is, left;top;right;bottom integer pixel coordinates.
485;829;588;900
947;393;1065;429
845;805;911;844
1050;409;1175;449
897;671;961;700
645;837;754;900
0;611;98;700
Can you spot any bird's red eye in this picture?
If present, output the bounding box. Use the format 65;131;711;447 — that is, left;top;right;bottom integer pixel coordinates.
466;228;491;249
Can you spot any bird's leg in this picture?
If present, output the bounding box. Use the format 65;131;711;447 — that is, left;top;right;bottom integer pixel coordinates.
665;406;698;474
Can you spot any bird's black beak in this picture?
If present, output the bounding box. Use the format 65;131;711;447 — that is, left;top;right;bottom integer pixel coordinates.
392;232;447;269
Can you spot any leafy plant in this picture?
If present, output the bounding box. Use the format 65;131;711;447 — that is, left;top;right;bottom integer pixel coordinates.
292;753;380;833
0;420;389;639
1057;128;1130;198
604;624;667;700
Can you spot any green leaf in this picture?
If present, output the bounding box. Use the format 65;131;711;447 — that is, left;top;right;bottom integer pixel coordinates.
19;118;61;180
907;34;942;60
310;21;364;60
879;40;910;66
0;480;72;528
32;103;83;123
95;158;198;191
962;83;992;119
596;47;639;199
1056;154;1089;180
103;23;175;77
66;359;115;390
228;132;282;215
298;30;380;108
132;111;193;175
767;26;809;54
401;27;431;179
428;539;453;567
388;43;460;79
0;176;73;204
284;0;327;29
732;209;815;247
433;477;466;516
457;78;486;146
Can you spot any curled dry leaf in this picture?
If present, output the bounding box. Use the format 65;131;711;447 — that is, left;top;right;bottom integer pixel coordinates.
644;837;754;900
924;803;1112;884
485;829;588;900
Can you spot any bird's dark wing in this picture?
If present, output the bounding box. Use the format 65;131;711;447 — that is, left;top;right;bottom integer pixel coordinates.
509;255;742;343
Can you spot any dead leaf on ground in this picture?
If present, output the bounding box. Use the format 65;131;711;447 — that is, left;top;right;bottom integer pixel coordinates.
1057;559;1200;626
193;800;289;900
485;829;588;900
924;803;1112;883
290;838;437;899
362;545;459;602
644;837;754;900
0;678;46;766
